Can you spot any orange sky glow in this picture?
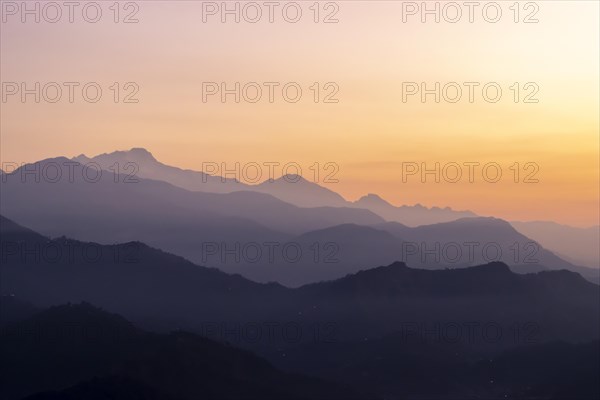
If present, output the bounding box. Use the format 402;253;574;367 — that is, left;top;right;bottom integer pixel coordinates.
1;1;598;226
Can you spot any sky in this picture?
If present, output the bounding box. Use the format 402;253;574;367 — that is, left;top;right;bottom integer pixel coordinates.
1;0;598;226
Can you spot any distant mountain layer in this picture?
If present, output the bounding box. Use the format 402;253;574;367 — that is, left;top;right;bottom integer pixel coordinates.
73;148;476;224
73;148;347;207
69;148;600;265
351;193;476;226
2;152;595;286
74;148;247;194
220;217;598;286
0;155;594;288
511;220;600;268
0;158;383;271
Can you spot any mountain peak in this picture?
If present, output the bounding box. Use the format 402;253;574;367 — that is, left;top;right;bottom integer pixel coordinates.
387;261;409;269
73;148;157;165
125;147;156;160
73;154;91;162
304;261;526;297
278;174;306;183
473;261;512;274
356;193;392;206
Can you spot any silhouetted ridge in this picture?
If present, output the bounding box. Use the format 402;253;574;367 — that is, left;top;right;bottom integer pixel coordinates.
1;214;41;233
526;268;597;295
0;215;48;243
468;261;512;273
76;147;158;163
299;261;568;297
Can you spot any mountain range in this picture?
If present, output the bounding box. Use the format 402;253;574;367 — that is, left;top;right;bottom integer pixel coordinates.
72;148;478;223
1;216;599;399
72;148;600;268
2;147;598;400
2;215;598;346
1;150;597;287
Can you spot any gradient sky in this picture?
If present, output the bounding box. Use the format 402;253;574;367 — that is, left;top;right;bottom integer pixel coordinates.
1;1;598;226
